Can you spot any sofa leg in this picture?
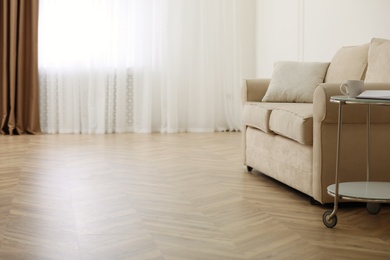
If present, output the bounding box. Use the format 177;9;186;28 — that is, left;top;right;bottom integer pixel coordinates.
246;166;253;172
310;197;322;205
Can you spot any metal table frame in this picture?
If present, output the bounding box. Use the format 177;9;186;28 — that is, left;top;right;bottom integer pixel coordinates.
323;96;390;228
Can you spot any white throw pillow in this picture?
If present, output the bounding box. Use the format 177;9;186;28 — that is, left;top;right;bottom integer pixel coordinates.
262;61;330;103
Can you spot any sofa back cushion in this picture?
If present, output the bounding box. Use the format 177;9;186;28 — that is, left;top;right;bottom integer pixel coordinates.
325;43;369;83
365;38;390;82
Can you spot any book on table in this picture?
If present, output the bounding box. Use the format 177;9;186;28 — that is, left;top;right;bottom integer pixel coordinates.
356;90;390;100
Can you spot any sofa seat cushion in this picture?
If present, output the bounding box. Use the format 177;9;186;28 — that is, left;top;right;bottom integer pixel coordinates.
269;104;313;145
242;102;287;133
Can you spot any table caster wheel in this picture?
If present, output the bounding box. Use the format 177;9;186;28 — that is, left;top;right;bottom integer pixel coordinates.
366;203;381;215
246;166;253;172
323;210;337;228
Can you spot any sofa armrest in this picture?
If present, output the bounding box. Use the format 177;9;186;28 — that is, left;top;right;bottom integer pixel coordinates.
241;78;271;104
313;83;342;124
313;82;390;124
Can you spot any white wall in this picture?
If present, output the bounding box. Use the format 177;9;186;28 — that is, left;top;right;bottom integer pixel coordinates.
256;0;390;77
238;0;257;79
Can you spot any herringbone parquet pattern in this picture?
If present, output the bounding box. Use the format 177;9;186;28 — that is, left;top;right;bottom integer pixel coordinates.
0;133;389;259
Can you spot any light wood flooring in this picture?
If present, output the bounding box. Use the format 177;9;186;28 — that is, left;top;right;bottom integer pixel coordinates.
0;132;389;259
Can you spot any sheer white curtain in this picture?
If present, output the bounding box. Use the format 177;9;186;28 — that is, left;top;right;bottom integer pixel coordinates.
39;0;244;134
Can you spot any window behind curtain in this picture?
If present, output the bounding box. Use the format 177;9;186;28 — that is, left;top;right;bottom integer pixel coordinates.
39;0;244;134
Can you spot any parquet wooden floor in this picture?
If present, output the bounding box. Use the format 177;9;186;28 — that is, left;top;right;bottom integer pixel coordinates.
0;132;389;259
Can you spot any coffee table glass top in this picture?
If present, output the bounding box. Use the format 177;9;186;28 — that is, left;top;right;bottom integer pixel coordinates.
331;95;390;105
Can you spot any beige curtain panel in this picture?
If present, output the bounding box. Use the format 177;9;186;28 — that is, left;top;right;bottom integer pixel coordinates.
0;0;40;135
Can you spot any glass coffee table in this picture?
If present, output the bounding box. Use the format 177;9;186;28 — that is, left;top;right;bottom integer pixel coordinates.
322;95;390;228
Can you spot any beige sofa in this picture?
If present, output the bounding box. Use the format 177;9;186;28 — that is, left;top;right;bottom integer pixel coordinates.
242;38;390;204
